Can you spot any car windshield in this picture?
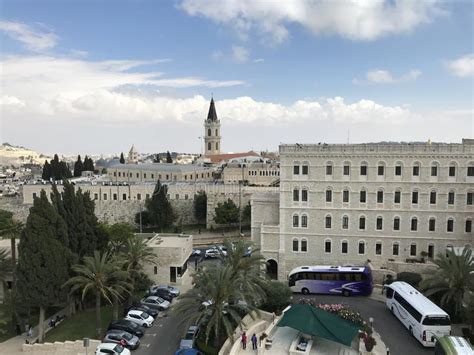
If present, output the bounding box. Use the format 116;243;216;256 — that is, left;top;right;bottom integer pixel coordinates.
141;312;149;318
422;316;450;326
185;332;194;340
113;344;124;353
123;333;133;341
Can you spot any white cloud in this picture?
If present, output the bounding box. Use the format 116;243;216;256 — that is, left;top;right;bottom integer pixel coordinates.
0;21;58;51
179;0;444;44
253;58;264;63
445;53;474;77
231;45;249;62
354;69;421;84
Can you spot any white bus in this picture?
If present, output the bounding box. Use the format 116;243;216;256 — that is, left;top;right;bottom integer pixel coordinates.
385;281;451;347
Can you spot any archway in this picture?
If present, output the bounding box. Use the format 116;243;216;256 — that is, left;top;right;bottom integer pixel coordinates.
266;259;278;280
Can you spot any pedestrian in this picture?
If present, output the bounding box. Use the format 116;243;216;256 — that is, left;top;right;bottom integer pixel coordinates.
27;325;32;337
194;257;198;269
241;331;247;350
251;333;257;350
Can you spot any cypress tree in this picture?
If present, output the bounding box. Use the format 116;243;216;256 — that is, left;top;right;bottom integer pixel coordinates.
16;190;71;342
145;181;174;230
84;156;94;171
73;155;83;177
166;151;173;163
41;160;51;181
119;153;125;164
60;161;72;179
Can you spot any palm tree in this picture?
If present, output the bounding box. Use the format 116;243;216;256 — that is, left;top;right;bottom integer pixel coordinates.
0;211;23;292
0;248;12;288
63;251;131;337
420;247;474;318
174;264;259;348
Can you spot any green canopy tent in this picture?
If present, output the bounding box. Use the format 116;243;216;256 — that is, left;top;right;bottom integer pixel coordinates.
276;304;361;347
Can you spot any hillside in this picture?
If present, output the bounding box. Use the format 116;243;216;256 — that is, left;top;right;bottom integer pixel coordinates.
0;143;49;167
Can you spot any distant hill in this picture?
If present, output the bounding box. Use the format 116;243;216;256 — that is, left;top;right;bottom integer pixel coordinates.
0;143;49;167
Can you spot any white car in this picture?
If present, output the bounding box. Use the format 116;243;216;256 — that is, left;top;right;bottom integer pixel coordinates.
124;310;154;328
95;343;131;355
204;246;227;258
140;296;171;311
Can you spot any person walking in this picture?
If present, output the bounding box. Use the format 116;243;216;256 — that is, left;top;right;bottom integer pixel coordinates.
241;331;247;350
251;333;257;350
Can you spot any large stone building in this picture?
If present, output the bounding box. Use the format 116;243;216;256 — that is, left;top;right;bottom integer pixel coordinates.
252;139;474;280
222;160;280;186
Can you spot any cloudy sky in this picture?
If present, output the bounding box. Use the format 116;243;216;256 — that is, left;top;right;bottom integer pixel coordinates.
0;0;473;155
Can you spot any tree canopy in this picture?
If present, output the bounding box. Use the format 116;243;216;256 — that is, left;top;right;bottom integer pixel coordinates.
119;152;125;164
214;199;239;225
141;181;174;230
193;191;207;223
41;154;72;181
166;151;173;163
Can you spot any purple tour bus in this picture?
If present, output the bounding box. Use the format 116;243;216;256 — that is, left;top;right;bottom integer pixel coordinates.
288;265;373;296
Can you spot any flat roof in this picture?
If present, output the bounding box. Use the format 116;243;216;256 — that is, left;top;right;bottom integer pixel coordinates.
109;162;211;172
143;233;193;248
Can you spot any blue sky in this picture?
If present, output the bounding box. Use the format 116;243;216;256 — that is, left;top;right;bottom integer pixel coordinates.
1;0;473;155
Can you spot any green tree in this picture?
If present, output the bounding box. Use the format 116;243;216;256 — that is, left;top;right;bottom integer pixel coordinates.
64;251;131;337
260;281;292;314
214;199;239;225
103;223;135;254
83;156;94;171
16;191;72;342
0;248;12;289
193;191;207;223
119;153;125;164
41;160;51;180
166;151;173;163
242;202;251;225
144;181;174;230
420;248;474;319
73;155;83;177
0;210;23;293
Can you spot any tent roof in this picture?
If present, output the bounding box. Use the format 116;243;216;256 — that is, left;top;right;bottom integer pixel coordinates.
276;304;361;347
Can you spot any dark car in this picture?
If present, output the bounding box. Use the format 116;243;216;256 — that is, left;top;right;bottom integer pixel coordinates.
149;289;173;302
127;304;159;318
107;320;145;338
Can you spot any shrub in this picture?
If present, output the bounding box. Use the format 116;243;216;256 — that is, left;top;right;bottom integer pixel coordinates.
260;281;292;314
396;272;422;288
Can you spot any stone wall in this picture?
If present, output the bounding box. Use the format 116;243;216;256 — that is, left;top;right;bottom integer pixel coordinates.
22;339;101;354
206;192;252;228
0;195;29;222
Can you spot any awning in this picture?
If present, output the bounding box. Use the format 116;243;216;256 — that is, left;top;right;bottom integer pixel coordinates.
277;304;361;347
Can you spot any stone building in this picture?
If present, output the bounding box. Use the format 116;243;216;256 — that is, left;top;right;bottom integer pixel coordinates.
252;139;474;280
222;160;280;186
127;145;139;164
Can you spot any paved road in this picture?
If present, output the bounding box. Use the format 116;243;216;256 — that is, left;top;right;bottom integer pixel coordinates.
293;294;432;355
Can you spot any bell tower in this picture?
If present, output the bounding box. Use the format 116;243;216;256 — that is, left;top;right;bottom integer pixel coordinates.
204;97;221;156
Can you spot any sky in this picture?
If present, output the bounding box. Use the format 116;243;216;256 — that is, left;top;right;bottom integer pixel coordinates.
0;0;473;155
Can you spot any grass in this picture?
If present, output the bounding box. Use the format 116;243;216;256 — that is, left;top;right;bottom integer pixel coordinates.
44;306;114;342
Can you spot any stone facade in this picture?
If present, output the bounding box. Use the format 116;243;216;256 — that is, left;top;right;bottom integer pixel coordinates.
252;139;474;280
222;161;280;186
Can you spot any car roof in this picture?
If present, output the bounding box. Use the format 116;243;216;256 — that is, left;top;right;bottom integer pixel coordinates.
98;343;118;350
106;329;127;336
146;296;160;301
128;310;143;315
187;325;198;332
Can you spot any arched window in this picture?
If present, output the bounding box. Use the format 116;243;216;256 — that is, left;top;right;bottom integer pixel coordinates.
292;239;299;252
377;189;384;203
448;161;457;177
466;219;472;233
375;242;382;255
360;161;368;176
360;189;367;203
207;142;211;151
325;161;333;176
393;216;400;231
342;189;350;203
412;161;421;177
301;188;308;202
342;215;349;229
208;128;211;136
343;161;351;176
359;216;366;230
293;161;300;175
410;243;417;257
301;161;309;175
301;214;308;228
377;161;386;176
292;214;299;228
376;216;383;230
358;240;366;255
392;242;399;256
215;142;219;150
431;161;440;177
341;240;348;254
293;188;299;202
430;190;437;204
301;239;308;252
429;217;436;232
447;217;454;232
394;161;403;176
324;239;332;253
394;189;401;204
411;217;418;231
325;188;333;202
325;215;332;229
448;190;456;205
428;244;435;258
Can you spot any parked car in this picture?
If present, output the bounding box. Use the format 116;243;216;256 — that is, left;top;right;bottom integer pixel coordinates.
107;320;144;338
179;325;199;349
204;246;227;258
124;310;154;328
126;304;159;318
149;289;173;302
95;343;131;355
103;330;140;350
150;284;180;297
192;249;202;256
175;349;203;355
140;296;171;311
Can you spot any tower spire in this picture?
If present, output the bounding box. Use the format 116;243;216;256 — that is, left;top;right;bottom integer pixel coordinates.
207;96;218;121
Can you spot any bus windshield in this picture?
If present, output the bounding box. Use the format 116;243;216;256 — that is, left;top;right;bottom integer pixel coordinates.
422;316;450;326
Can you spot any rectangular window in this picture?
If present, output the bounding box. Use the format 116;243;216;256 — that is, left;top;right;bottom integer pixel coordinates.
136;173;139;178
302;165;309;175
360;190;366;203
113;172;116;177
137;193;141;200
326;190;332;202
412;191;418;204
410;244;417;256
301;240;307;252
293;215;299;228
342;190;349;203
301;215;308;228
122;194;127;200
429;219;436;232
358;242;365;255
292;239;299;252
466;220;472;233
449;166;456;177
293;189;299;201
301;189;308;202
360;165;367;176
103;194;107;200
342;216;349;229
468;167;474;176
376;217;383;230
343;165;350;176
393;243;399;256
144;173;147;179
341;242;348;254
378;166;384;176
377;191;384;203
293;165;300;175
393;217;400;231
94;193;98;200
359;217;366;230
325;216;331;229
448;191;455;205
411;218;418;231
113;193;117;200
151;174;154;179
375;243;382;255
413;165;420;176
395;165;402;176
153;266;158;275
431;166;438;176
326;165;333;175
325;241;331;253
394;191;401;204
430;191;437;204
467;192;473;205
447;219;454;232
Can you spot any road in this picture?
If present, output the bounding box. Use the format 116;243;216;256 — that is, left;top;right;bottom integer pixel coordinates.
293;294;432;355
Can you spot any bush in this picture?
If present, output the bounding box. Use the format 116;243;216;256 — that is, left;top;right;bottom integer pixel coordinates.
396;272;422;288
260;281;292;314
134;272;153;292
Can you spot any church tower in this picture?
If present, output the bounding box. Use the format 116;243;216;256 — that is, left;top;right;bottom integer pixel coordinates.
204;97;221;156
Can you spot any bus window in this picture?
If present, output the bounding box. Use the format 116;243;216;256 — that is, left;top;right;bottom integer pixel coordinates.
422;316;450;326
386;287;394;299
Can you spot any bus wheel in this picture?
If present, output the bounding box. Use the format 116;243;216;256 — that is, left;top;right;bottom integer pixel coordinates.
301;288;310;295
342;290;351;297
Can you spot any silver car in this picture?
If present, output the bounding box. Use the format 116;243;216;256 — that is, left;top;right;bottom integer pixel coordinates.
150;284;180;297
179;325;199;349
140;296;171;311
103;330;140;350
